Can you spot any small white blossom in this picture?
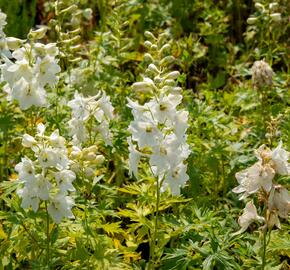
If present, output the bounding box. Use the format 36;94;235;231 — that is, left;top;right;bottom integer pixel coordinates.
233;162;275;199
47;194;74;224
236;201;265;234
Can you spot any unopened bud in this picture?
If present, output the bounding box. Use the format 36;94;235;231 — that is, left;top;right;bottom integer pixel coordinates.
86;152;97;161
164;79;176;86
83;8;93;20
28;27;48;40
151;44;158;51
22;134;37;148
144;53;154;62
84;167;95;178
132;82;153;93
255;3;265;11
160;43;170;54
148;63;159;74
95;155;105;164
270;13;281;22
144;41;152;48
160;56;175;66
59;5;78;15
166;71;180;80
269;2;278;10
6;37;25;50
247;17;257;24
144;31;156;40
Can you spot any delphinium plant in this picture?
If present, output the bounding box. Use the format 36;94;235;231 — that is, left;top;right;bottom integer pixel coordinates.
233;141;290;269
15;123;76;268
127;31;190;268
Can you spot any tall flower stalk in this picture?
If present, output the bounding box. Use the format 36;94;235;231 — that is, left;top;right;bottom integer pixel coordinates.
233;142;290;269
127;31;190;268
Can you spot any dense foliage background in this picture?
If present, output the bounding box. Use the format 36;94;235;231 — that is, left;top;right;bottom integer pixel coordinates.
0;0;289;269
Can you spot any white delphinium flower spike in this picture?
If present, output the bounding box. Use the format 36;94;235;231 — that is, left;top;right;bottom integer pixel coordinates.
16;124;76;223
127;33;190;195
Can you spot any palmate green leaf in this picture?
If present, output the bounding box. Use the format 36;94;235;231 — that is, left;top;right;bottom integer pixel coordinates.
98;221;124;236
267;229;290;258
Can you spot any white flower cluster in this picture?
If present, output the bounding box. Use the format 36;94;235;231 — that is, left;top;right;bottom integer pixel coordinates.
127;33;190;196
68;91;114;146
233;142;290;233
15;123;75;223
0;23;61;110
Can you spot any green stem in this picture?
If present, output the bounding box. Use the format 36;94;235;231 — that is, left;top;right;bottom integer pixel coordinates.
261;227;267;270
45;202;50;269
149;177;160;269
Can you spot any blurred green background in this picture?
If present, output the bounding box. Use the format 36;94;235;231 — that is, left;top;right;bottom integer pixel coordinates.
0;0;37;38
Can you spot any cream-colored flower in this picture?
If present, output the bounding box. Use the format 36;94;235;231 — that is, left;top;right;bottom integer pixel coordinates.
236;201;264;234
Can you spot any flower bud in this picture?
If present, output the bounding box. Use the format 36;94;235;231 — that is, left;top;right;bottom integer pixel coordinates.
22;134;37;148
151;44;158;51
269;2;278;10
160;43;170;54
83;8;93;20
95;155;105;164
144;53;154;62
144;31;156;40
251;60;273;89
144;41;152;48
28;27;48;40
132;82;153;93
164;79;176;86
6;37;25;50
270;13;281;22
255;3;265;11
166;71;180;80
59;5;78;15
247;17;257;25
160;56;175;66
154;76;163;84
86;152;97;161
147;63;159;74
84;167;95;178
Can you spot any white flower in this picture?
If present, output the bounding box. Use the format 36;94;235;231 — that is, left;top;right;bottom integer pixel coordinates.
55;170;76;193
17;187;40;212
173;110;189;140
96;92;114;120
11;78;47;110
232;162;275;199
35;55;61;87
38;147;58;168
22;134;37;148
163;162;189;195
236;201;264;234
127;137;141;178
48;193;74;224
129;119;161;149
35;174;51;200
148;94;182;123
15;157;36;182
269;185;290;219
68;91;90;120
270;141;290;175
49;129;66;149
68;118;87;144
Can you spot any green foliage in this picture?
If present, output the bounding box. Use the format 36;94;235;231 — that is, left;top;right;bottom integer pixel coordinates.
0;0;37;38
0;0;289;269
